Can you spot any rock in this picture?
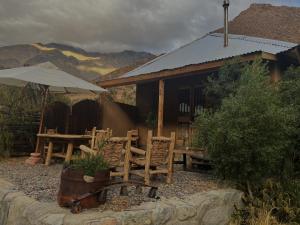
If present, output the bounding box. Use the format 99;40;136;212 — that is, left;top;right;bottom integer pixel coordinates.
202;206;232;225
84;218;118;225
41;214;65;225
152;203;174;225
0;178;242;225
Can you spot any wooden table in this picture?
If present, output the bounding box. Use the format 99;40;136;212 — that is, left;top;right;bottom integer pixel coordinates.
173;148;206;170
37;133;92;166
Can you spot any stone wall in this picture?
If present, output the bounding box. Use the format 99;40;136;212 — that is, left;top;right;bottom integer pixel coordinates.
0;178;242;225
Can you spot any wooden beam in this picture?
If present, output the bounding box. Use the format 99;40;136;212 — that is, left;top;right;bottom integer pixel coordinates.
295;47;300;64
157;80;164;136
98;52;273;88
261;52;278;61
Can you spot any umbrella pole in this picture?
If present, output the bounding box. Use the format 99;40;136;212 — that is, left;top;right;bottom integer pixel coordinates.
34;86;49;153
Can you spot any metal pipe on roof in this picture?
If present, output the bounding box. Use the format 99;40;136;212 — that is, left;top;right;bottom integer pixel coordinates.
223;0;230;47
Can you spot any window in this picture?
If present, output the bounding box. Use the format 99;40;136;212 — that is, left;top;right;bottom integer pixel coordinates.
178;88;190;115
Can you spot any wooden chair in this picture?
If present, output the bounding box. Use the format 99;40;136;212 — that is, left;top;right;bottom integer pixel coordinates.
129;130;176;185
80;131;132;182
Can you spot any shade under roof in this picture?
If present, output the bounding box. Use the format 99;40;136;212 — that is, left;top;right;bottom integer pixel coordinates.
0;62;106;93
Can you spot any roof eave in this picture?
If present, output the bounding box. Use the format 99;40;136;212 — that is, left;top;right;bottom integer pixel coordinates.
98;51;276;88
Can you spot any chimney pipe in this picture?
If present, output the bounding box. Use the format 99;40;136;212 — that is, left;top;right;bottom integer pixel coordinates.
223;0;229;47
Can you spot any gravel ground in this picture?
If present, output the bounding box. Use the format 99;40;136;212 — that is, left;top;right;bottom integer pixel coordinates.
0;157;221;211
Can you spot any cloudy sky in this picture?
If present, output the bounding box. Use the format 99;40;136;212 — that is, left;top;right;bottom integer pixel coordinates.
0;0;299;53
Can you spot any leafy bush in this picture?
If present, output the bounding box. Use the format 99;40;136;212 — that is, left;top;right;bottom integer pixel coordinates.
194;60;297;185
204;58;245;109
70;154;109;177
0;85;69;156
279;66;300;176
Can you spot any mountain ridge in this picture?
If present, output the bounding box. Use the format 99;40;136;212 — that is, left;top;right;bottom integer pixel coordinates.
0;43;155;81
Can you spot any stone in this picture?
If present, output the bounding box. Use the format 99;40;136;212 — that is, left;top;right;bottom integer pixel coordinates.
0;178;242;225
122;211;153;225
40;214;65;225
202;206;232;225
84;217;118;225
152;203;174;225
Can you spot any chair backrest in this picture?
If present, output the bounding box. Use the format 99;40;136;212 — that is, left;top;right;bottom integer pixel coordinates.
146;130;176;167
100;132;132;168
130;129;139;138
91;128;112;150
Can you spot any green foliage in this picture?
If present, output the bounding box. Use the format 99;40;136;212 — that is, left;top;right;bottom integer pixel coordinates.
194;60;297;184
204;58;245;109
0;85;41;156
0;117;13;157
0;85;69;156
231;180;300;224
70;154;109;177
279;66;300;176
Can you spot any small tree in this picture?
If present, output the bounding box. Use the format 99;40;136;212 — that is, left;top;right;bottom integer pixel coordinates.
204;58;245;109
194;60;296;186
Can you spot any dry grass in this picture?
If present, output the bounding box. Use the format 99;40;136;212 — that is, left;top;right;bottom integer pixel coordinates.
230;208;284;225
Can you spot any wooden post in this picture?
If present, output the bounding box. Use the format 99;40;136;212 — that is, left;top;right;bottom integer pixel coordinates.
144;130;153;185
35;86;49;153
167;132;176;184
157;80;165;136
270;63;281;83
123;131;132;182
295;48;300;64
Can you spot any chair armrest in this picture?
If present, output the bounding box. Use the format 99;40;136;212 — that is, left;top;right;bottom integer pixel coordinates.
130;147;146;156
79;145;97;156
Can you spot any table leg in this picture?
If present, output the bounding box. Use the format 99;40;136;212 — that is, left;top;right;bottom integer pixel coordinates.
65;142;74;163
186;154;193;170
183;153;187;170
45;141;54;166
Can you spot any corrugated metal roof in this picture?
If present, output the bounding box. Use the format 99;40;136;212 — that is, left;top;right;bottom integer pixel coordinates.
123;33;298;78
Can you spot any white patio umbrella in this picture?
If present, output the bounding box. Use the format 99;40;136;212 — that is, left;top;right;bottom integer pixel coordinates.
0;62;106;153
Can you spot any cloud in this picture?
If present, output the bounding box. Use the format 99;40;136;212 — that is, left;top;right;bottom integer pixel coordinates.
0;0;295;53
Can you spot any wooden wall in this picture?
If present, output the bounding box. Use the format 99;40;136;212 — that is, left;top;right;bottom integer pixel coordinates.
100;95;137;137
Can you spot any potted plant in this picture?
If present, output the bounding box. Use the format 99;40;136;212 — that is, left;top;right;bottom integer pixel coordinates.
57;154;110;207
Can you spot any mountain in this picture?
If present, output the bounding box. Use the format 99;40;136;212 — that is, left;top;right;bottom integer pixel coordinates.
214;4;300;44
0;43;155;81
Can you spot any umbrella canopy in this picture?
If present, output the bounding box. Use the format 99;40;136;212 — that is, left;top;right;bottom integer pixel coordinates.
0;62;106;93
0;62;106;156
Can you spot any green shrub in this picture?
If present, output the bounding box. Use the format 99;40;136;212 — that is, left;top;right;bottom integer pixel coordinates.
204;58;245;109
194;60;297;185
69;154;109;177
279;66;300;176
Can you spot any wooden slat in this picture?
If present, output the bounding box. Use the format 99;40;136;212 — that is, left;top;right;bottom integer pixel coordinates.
52;153;66;158
152;136;171;141
149;169;168;175
37;133;92;139
130;147;146;155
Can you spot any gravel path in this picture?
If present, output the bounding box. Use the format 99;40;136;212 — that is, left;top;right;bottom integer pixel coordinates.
0;157;221;211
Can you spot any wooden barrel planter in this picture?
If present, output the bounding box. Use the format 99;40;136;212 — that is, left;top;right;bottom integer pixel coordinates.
57;167;110;209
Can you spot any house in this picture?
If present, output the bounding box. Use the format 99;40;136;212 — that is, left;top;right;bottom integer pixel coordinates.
97;4;300;146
